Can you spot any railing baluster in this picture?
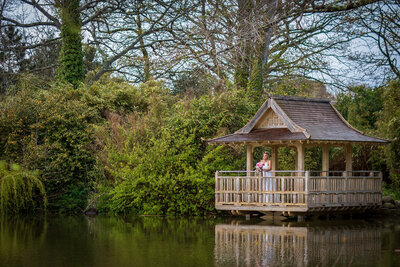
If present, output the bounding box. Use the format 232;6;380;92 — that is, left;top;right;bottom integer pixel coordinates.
236;175;239;205
344;171;348;205
281;176;285;205
326;173;329;205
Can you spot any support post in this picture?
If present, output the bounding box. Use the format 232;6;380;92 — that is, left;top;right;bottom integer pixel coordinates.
296;143;304;172
246;144;254;203
379;172;383;204
215;171;219;205
344;171;348;205
305;171;309;205
322;144;330;176
345;143;353;172
246;144;254;173
271;146;278;171
295;143;304;205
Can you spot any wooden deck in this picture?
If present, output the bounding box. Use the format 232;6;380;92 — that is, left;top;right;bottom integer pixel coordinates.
215;170;382;214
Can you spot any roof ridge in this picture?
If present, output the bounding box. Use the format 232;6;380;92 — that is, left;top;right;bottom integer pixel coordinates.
269;94;332;103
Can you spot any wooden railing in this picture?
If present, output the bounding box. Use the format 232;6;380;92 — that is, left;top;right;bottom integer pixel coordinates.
215;170;382;209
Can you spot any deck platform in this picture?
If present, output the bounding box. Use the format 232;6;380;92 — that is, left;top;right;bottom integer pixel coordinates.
215;170;382;214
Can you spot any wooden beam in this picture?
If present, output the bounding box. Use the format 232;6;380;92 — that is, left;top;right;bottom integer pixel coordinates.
271;146;278;171
246;144;254;172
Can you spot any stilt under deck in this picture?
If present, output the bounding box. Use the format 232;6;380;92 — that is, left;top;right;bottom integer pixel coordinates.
215;170;382;214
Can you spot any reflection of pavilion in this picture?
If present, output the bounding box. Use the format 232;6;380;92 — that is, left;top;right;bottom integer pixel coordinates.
214;223;382;266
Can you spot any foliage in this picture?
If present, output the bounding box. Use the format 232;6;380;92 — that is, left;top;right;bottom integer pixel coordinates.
247;57;263;98
335;82;400;186
83;77;152;117
56;0;85;88
382;182;400;200
0;161;47;213
95;88;258;215
334;86;386;172
335;86;383;133
0;75;99;212
377;80;400;186
269;77;332;99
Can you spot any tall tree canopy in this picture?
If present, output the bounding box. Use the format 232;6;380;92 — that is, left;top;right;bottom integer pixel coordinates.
0;0;399;90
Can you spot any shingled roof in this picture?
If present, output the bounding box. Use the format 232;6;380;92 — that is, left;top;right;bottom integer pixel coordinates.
208;95;388;144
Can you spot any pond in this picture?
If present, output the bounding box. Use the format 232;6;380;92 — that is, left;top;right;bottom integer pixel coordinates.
1;215;399;266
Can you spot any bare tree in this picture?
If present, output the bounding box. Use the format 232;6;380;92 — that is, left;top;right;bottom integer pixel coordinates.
344;0;400;80
2;0;398;90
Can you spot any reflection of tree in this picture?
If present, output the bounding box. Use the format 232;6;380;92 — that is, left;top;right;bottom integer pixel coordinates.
0;216;48;261
214;223;383;266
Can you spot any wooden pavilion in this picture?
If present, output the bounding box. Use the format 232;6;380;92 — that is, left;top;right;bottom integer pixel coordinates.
208;95;388;216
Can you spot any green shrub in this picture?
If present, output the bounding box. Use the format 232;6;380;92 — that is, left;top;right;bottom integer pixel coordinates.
84;78;152;115
95;89;257;215
0;161;47;213
0;78;99;212
378;80;400;186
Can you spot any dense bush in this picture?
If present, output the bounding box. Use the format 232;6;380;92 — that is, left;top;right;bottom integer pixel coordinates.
0;76;99;212
94;88;259;215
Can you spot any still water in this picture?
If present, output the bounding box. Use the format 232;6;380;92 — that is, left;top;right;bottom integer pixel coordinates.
0;215;400;267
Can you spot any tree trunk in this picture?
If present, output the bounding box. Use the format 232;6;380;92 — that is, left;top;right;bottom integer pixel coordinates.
137;11;151;82
56;0;84;88
234;0;253;89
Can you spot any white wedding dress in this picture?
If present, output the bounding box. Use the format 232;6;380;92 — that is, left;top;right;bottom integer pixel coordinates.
262;162;277;203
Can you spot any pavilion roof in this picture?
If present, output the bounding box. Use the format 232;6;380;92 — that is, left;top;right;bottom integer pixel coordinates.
208;95;388;144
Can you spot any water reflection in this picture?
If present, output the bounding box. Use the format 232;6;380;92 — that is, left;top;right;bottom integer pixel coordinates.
0;216;216;267
214;220;399;266
1;215;399;266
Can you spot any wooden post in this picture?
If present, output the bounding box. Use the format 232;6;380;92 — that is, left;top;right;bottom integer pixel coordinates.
215;171;219;205
246;144;254;173
322;144;329;176
344;171;348;205
246;144;253;203
379;172;383;204
295;143;304;204
305;171;310;205
345;143;353;172
296;143;304;172
271;146;278;171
